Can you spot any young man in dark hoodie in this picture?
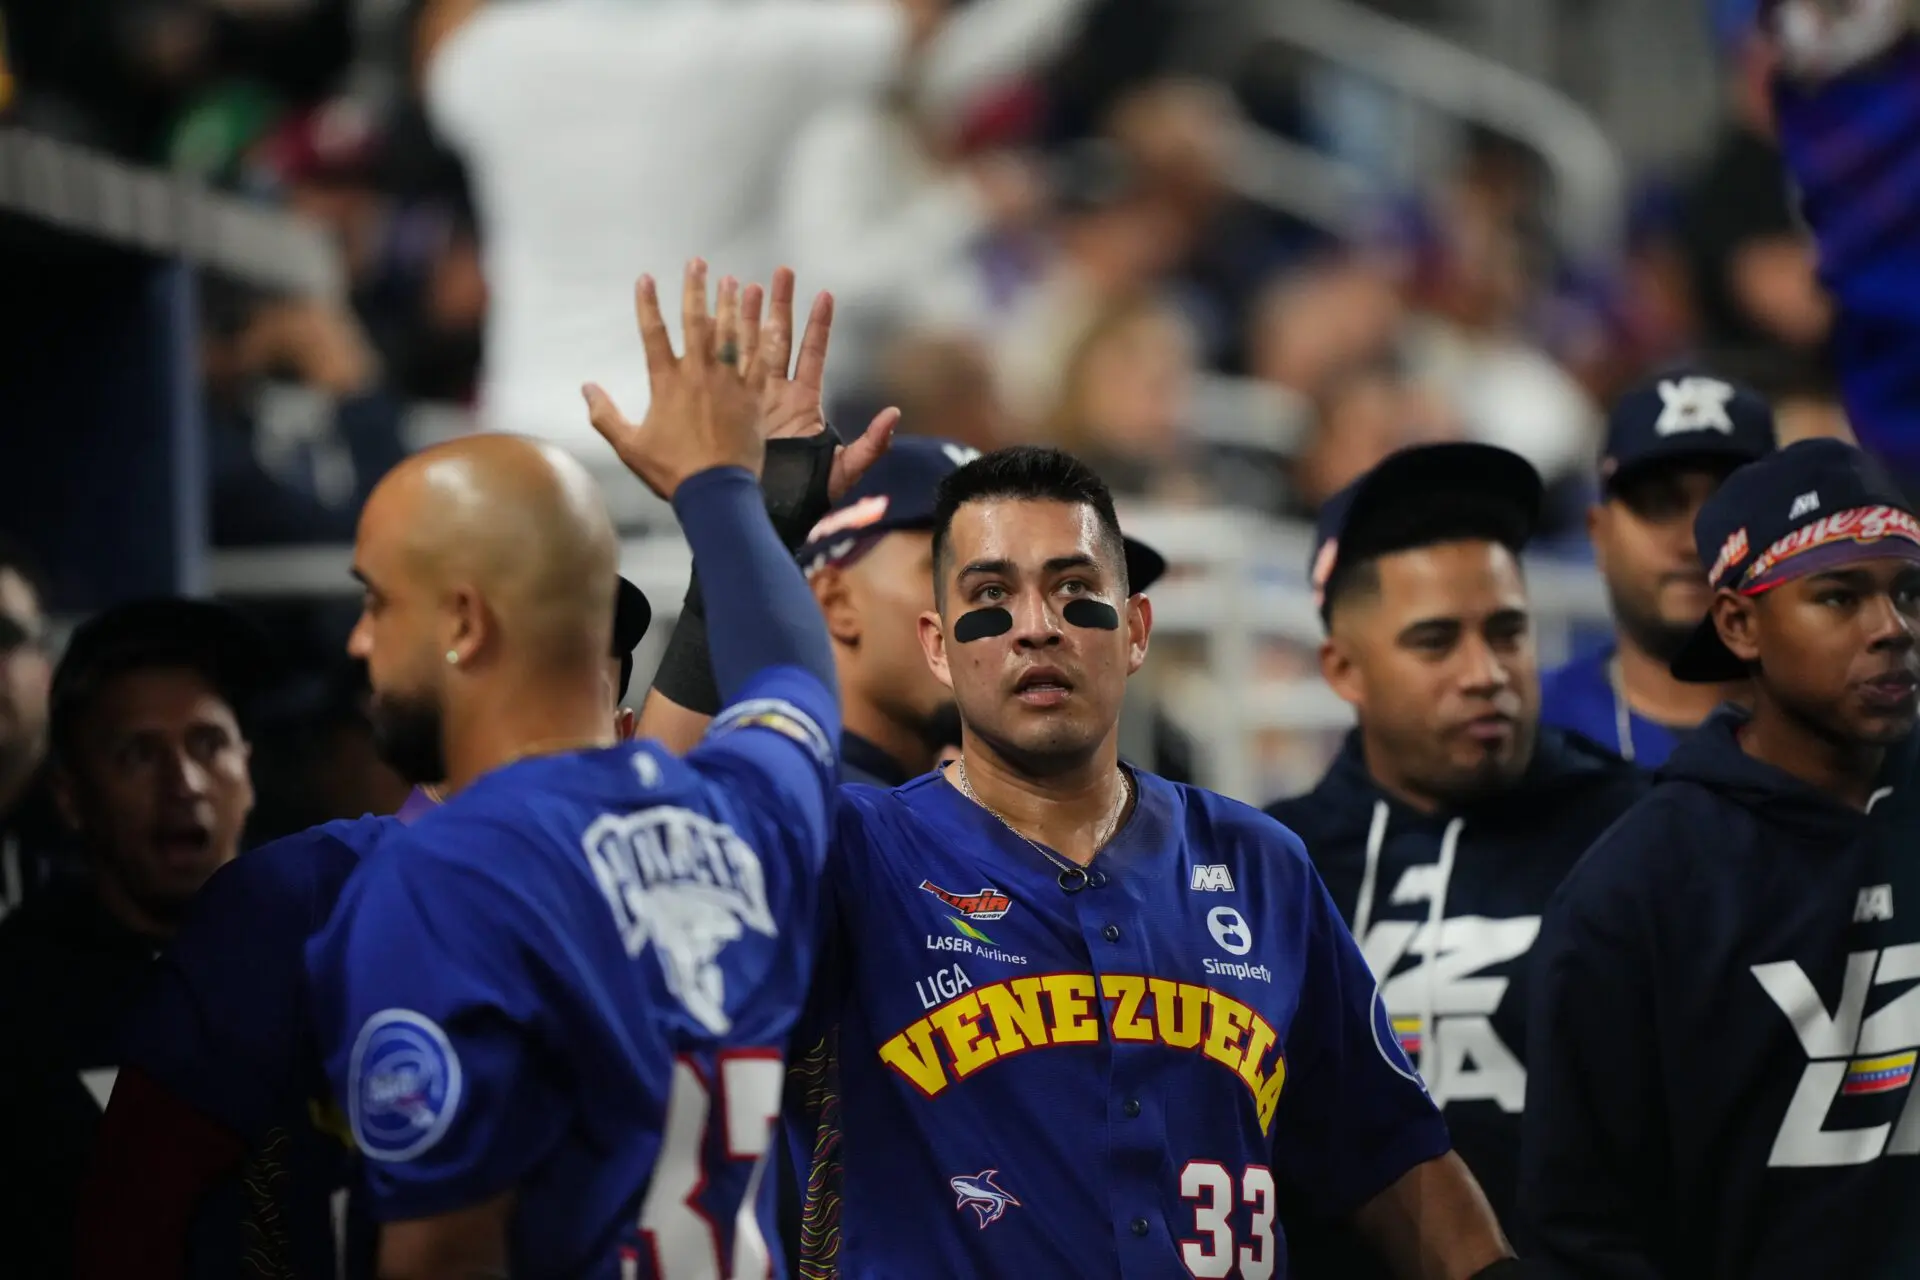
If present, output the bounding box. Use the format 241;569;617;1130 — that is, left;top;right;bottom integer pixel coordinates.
1522;437;1920;1278
1267;442;1649;1276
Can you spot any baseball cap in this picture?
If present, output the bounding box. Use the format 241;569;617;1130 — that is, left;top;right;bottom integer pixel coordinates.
1672;438;1920;682
1599;371;1775;492
613;575;653;703
798;436;1168;593
51;598;279;756
1309;442;1544;625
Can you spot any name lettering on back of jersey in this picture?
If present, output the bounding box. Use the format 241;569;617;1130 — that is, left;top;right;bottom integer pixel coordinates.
581;807;776;1035
1858;884;1895;923
880;972;1288;1134
1362;870;1540;1112
1755;945;1920;1167
1190;864;1235;892
949;1168;1020;1229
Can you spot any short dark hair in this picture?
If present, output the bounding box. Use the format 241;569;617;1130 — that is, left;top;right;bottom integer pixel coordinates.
930;446;1129;606
1323;492;1531;620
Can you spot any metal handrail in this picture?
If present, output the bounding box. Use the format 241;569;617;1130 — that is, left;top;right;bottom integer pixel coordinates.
1245;0;1627;264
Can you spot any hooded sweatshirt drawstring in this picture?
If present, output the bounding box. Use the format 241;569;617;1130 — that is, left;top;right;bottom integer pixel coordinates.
1419;817;1465;1086
1353;800;1390;944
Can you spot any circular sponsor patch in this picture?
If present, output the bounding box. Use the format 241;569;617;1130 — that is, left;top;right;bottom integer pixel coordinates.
348;1008;463;1163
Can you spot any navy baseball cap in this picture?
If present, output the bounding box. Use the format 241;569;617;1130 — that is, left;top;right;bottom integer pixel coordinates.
612;575;652;702
1672;438;1920;682
51;597;279;757
798;436;1167;592
1599;371;1775;492
1309;442;1544;624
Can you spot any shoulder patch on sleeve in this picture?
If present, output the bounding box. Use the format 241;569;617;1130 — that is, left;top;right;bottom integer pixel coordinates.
707;697;833;768
348;1008;464;1163
1370;982;1425;1088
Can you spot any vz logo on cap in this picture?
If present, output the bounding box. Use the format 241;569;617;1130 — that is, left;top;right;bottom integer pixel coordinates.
1655;377;1736;436
920;880;1011;921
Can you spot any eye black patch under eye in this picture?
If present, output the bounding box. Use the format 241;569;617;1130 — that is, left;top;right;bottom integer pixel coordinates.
1063;599;1120;631
954;607;1014;643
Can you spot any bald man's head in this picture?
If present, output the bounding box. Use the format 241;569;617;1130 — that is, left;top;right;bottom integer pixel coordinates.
348;434;619;783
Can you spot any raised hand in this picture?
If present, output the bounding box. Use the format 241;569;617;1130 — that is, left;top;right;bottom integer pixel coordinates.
583;261;769;500
743;266;899;502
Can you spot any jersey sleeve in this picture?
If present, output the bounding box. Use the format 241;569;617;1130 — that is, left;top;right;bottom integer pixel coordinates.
1269;831;1453;1218
119;830;346;1139
684;665;841;893
305;828;569;1222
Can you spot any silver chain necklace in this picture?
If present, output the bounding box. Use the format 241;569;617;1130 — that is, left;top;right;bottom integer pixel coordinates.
952;756;1133;893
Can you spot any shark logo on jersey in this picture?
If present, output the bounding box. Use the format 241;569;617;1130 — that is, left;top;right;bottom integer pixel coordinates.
949;1169;1021;1228
581;807;777;1035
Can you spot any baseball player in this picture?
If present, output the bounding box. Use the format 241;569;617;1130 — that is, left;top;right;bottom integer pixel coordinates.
304;262;851;1279
1540;372;1776;763
76;576;652;1280
642;439;1530;1276
1522;438;1920;1276
1266;442;1648;1276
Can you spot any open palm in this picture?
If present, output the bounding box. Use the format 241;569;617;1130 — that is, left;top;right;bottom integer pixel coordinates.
738;267;899;501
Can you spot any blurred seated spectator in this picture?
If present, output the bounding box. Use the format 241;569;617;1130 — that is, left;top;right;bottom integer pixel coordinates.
870;332;1015;452
1679;19;1832;383
0;598;266;1279
1247;252;1406;403
0;536;56;924
1038;293;1211;504
1284;358;1459;518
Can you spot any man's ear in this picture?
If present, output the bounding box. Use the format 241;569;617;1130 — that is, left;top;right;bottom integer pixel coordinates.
810;567;861;647
1321;633;1365;712
1712;588;1761;664
1587;502;1611;578
1124;595;1152;676
917;610;955;691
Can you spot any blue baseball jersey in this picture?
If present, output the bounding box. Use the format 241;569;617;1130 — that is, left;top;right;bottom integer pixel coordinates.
119;815;396;1280
307;668;840;1280
793;767;1451;1278
1539;646;1682;766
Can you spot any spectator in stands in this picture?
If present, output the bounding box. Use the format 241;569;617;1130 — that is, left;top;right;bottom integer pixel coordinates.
0;536;55;923
1285;358;1459;518
1266;442;1647;1276
1679;10;1832;387
417;0;1100;459
0;598;265;1279
1038;293;1210;503
1541;372;1776;764
870;333;1015;452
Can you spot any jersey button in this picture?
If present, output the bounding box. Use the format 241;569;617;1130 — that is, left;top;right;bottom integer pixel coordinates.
1130;1218;1150;1237
1123;1098;1141;1118
1102;924;1121;942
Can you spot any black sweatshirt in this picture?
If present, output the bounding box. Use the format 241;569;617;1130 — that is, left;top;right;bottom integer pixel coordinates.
1267;727;1647;1276
1523;707;1920;1278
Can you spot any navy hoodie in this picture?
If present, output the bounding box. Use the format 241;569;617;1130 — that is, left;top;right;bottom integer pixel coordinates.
1522;707;1920;1279
1266;726;1647;1275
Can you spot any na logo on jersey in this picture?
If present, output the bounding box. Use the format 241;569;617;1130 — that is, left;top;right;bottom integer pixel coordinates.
950;1169;1021;1228
920;880;1011;921
1190;864;1235;892
581;807;777;1036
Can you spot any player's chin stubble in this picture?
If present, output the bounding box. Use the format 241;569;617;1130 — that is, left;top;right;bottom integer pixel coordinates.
369;689;448;786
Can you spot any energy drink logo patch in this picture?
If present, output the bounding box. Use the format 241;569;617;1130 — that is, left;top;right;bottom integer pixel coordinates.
919;880;1011;921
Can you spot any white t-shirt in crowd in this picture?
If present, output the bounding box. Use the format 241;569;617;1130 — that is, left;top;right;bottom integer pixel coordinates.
426;0;908;454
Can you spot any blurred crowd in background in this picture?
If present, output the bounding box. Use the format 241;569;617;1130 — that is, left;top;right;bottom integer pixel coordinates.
0;0;1856;847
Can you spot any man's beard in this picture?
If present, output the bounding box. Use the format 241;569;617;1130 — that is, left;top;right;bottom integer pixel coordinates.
369;688;448;786
1609;580;1699;665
